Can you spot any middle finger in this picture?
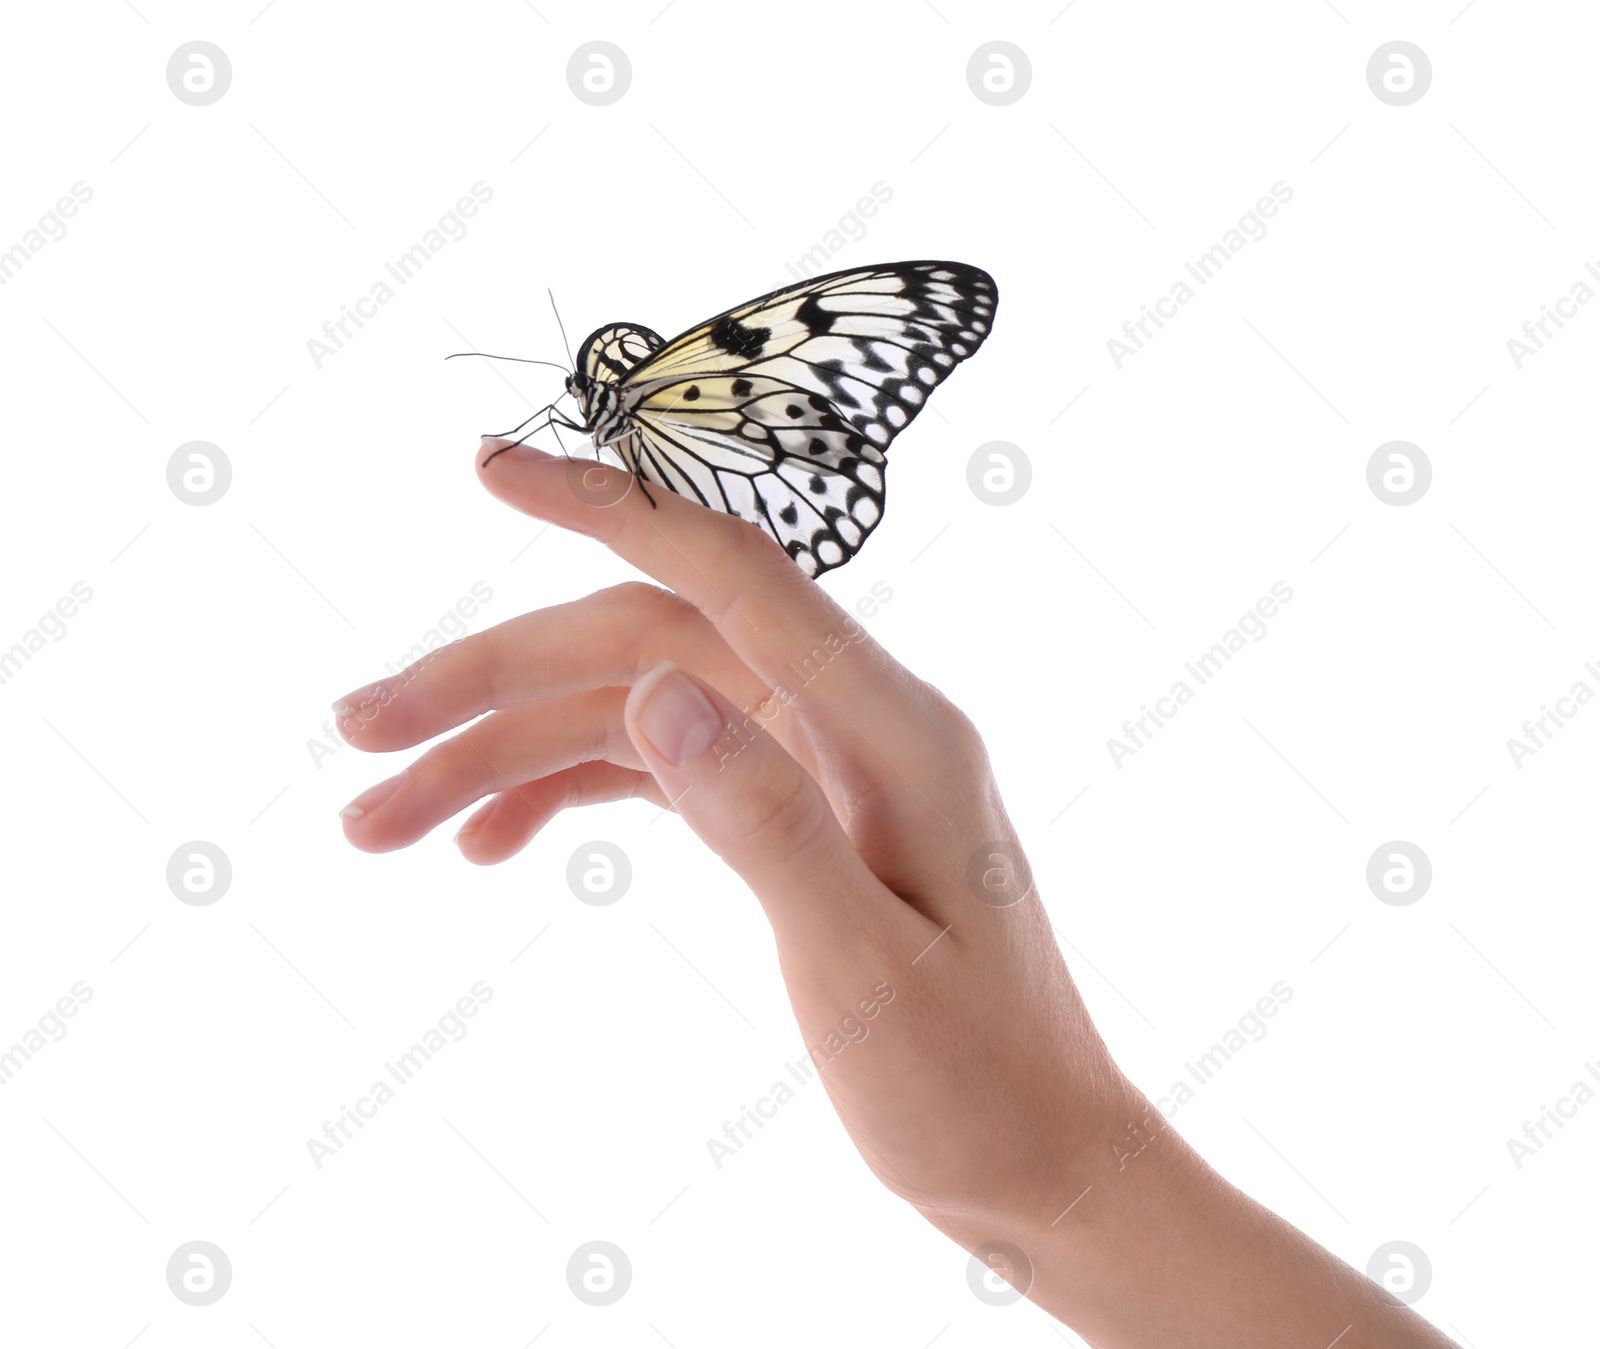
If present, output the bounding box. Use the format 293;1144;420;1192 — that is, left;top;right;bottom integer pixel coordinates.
333;582;766;753
339;687;644;851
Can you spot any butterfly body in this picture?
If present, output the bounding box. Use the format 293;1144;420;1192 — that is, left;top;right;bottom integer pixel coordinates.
566;325;662;450
557;261;996;577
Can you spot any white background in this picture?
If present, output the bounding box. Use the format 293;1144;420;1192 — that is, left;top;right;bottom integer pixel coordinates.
1;2;1593;1344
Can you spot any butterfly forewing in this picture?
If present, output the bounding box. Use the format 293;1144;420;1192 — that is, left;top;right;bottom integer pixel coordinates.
632;263;995;451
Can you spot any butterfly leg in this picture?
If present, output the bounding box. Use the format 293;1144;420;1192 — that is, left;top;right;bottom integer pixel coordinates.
485;400;557;442
482;410;589;466
548;412;588;460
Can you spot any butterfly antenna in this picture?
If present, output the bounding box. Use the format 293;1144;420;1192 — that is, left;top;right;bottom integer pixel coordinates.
549;288;575;369
446;351;571;372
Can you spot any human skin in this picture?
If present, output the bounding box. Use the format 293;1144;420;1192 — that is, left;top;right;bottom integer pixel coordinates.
332;439;1458;1348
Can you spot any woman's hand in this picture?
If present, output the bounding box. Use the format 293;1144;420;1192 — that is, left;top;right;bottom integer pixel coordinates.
334;440;1106;1230
331;440;1457;1349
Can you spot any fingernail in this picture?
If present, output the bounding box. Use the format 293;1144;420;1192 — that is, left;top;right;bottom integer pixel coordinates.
455;801;495;844
340;772;404;820
635;664;724;767
481;437;552;461
337;680;392;710
332;684;390;738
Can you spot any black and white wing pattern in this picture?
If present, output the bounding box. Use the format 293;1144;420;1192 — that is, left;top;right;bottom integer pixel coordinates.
573;261;997;578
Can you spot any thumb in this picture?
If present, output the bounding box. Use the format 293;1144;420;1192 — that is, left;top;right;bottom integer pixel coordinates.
623;660;882;939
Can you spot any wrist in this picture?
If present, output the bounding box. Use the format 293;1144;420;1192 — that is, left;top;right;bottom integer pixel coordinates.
927;1057;1172;1279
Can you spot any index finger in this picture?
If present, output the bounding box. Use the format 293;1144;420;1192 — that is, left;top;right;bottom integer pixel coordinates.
475;439;905;720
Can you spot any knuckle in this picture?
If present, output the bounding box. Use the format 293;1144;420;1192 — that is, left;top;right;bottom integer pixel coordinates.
411;732;480;796
600;579;668;611
708;520;810;625
586;686;631;762
598;579;672;624
728;764;827;861
915;680;988;763
603;578;697;635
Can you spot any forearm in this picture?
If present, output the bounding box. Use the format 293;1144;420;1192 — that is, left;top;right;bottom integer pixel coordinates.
965;1079;1457;1348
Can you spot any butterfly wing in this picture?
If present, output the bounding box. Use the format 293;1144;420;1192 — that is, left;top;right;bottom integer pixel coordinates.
620;261;996;576
627;374;887;576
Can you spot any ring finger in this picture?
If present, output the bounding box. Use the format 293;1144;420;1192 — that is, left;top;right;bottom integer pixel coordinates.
339;687;642;852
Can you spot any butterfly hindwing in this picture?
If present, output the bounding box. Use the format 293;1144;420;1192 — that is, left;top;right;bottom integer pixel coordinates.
625;373;887;576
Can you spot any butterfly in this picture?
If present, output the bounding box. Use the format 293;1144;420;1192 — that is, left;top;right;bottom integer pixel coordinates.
481;260;997;578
